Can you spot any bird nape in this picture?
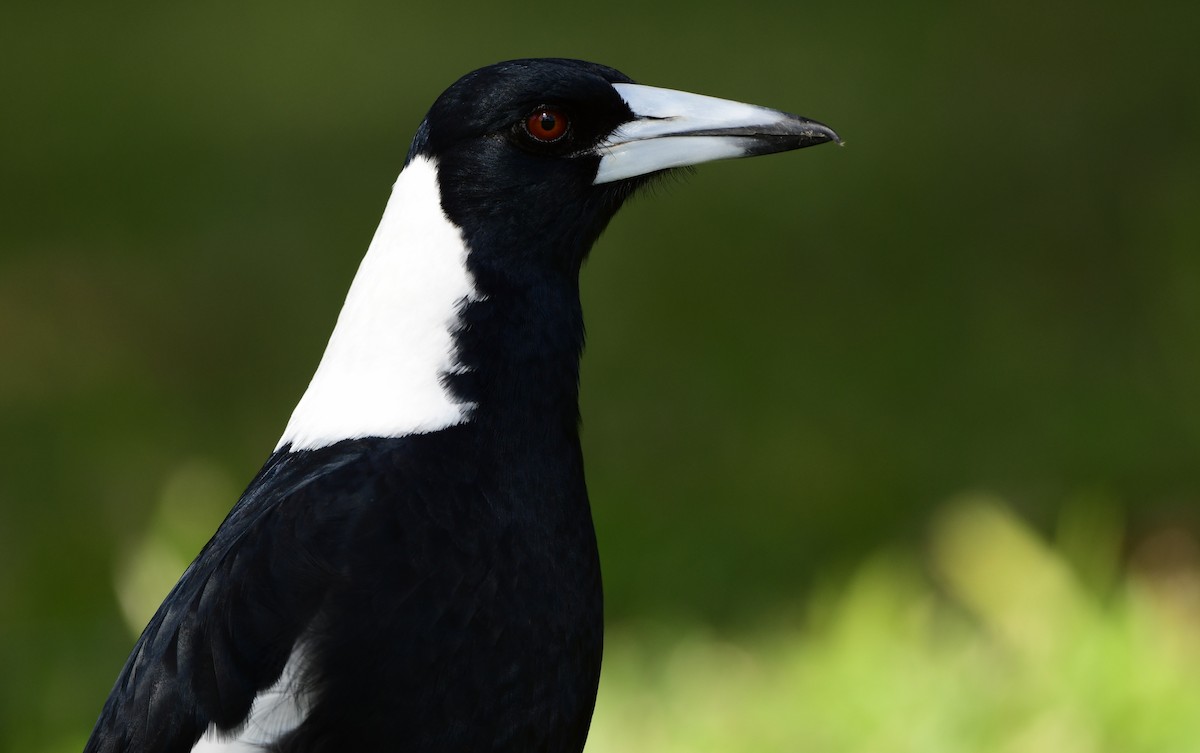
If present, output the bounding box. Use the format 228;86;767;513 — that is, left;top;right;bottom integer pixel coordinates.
84;58;838;753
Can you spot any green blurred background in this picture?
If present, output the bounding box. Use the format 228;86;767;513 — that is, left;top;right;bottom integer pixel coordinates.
3;1;1200;751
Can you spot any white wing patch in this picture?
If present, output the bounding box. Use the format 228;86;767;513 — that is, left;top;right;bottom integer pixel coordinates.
277;155;481;452
191;646;313;752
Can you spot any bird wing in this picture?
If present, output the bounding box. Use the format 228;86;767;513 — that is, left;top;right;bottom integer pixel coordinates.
84;447;365;753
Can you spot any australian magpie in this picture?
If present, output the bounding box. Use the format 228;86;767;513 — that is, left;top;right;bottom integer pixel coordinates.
84;58;838;753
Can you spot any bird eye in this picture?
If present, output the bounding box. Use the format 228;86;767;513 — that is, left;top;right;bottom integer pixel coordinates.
524;107;570;143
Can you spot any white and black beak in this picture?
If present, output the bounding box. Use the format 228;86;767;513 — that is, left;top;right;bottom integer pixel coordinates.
594;83;841;184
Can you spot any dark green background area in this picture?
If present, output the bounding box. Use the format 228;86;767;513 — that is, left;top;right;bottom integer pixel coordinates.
2;0;1197;749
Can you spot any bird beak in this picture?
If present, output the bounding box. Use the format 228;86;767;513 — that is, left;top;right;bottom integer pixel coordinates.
593;83;840;185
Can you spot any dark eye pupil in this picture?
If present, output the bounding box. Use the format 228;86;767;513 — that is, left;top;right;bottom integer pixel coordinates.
537;113;557;132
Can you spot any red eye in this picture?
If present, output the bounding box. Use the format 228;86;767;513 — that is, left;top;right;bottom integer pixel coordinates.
525;107;569;142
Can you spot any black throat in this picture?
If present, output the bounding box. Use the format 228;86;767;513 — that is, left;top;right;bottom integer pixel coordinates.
431;147;633;447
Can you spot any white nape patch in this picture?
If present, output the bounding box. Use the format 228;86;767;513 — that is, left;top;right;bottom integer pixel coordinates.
277;155;481;452
594;83;790;184
191;645;313;753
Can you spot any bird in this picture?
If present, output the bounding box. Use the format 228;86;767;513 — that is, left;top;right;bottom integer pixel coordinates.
83;58;839;753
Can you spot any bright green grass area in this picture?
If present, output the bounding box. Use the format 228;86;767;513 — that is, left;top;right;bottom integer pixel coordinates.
588;497;1200;753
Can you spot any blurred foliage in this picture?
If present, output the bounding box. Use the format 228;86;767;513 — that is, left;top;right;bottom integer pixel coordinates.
1;0;1198;749
590;497;1200;753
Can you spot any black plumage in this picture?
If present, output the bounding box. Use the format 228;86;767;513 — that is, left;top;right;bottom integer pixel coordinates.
84;58;837;753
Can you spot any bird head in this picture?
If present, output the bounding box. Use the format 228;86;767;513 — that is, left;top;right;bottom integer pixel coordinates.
407;58;839;279
276;58;838;451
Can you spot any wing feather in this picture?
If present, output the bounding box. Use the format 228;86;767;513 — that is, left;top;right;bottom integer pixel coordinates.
84;448;362;753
